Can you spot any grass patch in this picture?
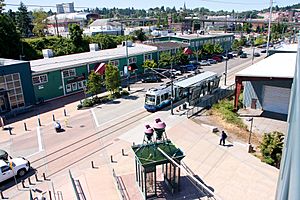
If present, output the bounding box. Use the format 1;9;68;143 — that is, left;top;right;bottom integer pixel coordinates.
212;98;246;129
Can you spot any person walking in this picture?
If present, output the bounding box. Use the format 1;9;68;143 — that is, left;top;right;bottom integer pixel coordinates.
219;131;227;146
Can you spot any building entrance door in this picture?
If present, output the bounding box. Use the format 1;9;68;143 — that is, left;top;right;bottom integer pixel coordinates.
0;96;7;112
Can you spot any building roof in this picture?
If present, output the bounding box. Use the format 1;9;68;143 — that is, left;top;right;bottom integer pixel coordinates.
89;19;121;27
235;53;297;78
0;58;28;66
145;42;189;51
270;43;298;53
167;33;234;40
47;13;98;23
174;71;217;88
30;43;157;74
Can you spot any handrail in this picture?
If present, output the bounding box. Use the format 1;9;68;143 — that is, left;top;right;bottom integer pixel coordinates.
112;168;127;200
157;147;222;200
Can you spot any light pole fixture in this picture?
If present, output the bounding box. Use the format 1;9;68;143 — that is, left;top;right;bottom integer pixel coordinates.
246;117;254;144
224;50;228;86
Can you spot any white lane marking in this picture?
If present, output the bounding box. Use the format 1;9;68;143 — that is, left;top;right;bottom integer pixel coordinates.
91;108;100;127
25;150;44;159
37;126;43;151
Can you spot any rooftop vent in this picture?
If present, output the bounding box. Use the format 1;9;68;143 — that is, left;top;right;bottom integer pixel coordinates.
42;49;54;59
89;43;99;52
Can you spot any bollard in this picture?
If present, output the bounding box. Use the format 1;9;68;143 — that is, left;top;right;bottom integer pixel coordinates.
8;127;12;135
28;177;32;185
49;191;53;200
38;118;41;126
24;122;27;131
91;161;95;168
43;173;46;180
0;191;5;199
133;142;135;146
35;173;39;182
52;114;55;122
110;155;113;163
21;180;26;188
122;149;125;156
64;109;67;117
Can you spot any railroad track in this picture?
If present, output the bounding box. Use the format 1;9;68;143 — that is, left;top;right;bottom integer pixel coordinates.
30;109;151;177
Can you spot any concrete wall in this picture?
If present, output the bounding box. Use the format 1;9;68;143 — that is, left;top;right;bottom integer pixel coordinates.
243;79;293;109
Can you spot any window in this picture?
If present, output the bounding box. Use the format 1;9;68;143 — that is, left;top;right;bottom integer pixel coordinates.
66;84;72;92
32;74;48;85
78;81;83;89
110;60;119;67
62;69;76;78
72;83;77;91
144;54;152;61
182;40;189;44
128;57;137;64
1;165;11;173
82;80;87;86
120;71;124;77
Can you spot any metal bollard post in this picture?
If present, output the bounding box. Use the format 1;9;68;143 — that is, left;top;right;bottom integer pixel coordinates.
64;109;67;117
38;118;41;126
52;114;55;122
91;161;95;168
35;173;39;182
110;155;113;163
28;177;32;185
43;173;46;180
0;191;5;199
24;122;27;131
49;191;53;200
21;180;26;188
122;149;125;156
8;127;12;135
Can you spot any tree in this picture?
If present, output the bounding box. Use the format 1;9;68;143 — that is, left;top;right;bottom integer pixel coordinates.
143;60;157;69
16;2;31;37
105;63;121;94
213;43;223;54
254;36;266;46
133;28;147;42
174;50;189;65
259;131;284;168
0;15;20;59
0;0;5;14
202;42;214;55
158;52;172;68
231;39;241;51
69;24;83;47
32;9;48;37
87;71;104;96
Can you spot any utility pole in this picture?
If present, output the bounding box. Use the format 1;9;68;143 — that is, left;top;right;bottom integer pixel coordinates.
252;46;255;65
170;62;174;115
224;50;228;86
266;0;273;56
55;13;60;37
125;40;130;91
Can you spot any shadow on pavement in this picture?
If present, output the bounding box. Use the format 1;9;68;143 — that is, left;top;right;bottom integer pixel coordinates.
261;111;287;121
0;168;36;192
5;92;85;125
122;95;139;100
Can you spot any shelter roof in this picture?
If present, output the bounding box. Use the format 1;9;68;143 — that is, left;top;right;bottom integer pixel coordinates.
174;71;217;88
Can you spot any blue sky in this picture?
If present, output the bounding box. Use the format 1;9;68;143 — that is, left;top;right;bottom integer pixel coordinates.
6;0;300;12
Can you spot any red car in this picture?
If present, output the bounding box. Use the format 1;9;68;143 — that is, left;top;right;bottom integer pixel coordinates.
212;56;222;62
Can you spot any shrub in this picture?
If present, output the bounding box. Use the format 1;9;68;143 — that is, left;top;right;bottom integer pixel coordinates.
82;99;94;107
77;104;83;110
259;131;284;168
92;96;102;104
121;90;129;96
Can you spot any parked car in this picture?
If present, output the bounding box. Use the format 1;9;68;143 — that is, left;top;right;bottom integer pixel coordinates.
189;60;200;66
0;157;30;183
227;53;234;59
168;69;182;76
199;60;210;66
141;75;161;83
261;49;266;53
207;59;217;64
186;64;197;71
240;53;248;58
212;56;222;62
0;150;8;160
232;52;238;57
253;52;261;57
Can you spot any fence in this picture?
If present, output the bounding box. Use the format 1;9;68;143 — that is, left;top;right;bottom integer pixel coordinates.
187;84;235;118
112;168;128;200
69;170;86;200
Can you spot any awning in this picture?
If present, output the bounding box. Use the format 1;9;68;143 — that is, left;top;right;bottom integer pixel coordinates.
183;48;193;55
128;63;138;71
95;63;106;75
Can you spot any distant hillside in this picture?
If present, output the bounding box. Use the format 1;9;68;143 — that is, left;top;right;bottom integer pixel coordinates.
261;3;300;13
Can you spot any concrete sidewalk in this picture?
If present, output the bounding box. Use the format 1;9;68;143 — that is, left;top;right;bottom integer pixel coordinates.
0;87;144;144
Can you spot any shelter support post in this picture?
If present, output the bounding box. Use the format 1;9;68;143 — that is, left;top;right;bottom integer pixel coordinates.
234;77;243;111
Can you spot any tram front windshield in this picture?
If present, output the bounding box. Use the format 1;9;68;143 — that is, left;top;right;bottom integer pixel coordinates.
145;94;155;105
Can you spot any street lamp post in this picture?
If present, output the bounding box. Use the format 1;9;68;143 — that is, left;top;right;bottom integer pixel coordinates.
247;117;254;144
224;50;228;86
125;40;130;91
251;46;255;65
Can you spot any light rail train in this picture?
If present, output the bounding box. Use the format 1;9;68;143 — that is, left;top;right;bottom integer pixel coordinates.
144;71;221;112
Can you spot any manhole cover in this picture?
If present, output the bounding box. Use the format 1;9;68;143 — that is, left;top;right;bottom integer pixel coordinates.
80;125;85;128
114;138;120;142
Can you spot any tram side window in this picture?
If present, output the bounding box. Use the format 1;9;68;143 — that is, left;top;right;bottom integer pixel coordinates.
156;96;160;105
164;93;169;100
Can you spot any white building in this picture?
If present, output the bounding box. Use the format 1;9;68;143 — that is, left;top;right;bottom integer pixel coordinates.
56;2;75;14
84;19;123;36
